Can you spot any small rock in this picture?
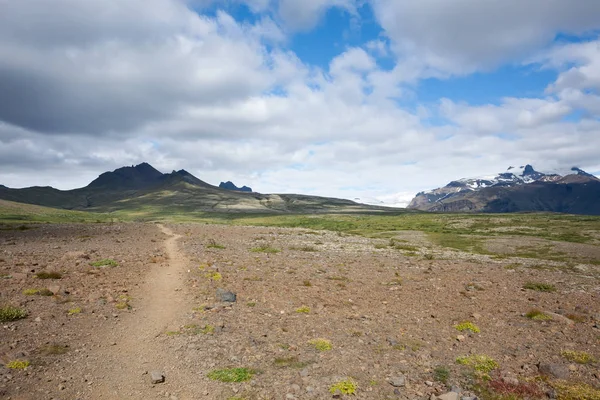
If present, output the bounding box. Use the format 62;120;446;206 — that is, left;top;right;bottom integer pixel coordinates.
502;376;519;386
456;335;466;342
451;386;462;394
471;313;482;320
389;375;406;387
437;392;459;400
216;288;237;303
35;317;42;322
538;363;570;380
58;384;65;390
48;285;61;295
425;381;434;387
393;388;401;395
150;371;165;384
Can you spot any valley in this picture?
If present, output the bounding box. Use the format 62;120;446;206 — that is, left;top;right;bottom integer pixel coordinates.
0;205;599;399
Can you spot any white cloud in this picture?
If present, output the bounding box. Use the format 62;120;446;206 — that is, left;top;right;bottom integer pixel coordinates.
371;0;600;77
0;0;599;205
277;0;358;31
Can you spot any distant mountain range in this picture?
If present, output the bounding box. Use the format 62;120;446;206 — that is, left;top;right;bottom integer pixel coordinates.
408;165;600;215
0;163;386;215
219;181;252;192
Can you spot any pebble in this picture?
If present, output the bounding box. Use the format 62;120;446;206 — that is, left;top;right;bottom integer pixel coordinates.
216;288;237;303
538;363;570;380
389;375;406;387
151;371;165;384
437;392;459;400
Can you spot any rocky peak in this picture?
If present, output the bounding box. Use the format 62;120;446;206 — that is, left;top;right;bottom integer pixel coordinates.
87;162;164;189
219;181;253;192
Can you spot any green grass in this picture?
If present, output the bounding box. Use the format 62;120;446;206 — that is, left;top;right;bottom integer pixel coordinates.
0;305;27;322
330;379;358;395
308;338;332;351
35;271;62;279
523;282;556;292
274;356;312;369
433;366;450;384
456;354;499;375
290;245;318;252
0;199;117;225
2;200;599;268
550;381;600;400
23;288;54;296
117;211;597;245
205;271;222;281
6;360;30;369
296;305;311;313
561;350;596;364
207;368;254;382
251;245;280;254
90;259;118;268
525;309;553;321
454;321;481;333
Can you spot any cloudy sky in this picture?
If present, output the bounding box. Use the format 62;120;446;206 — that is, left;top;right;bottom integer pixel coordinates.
1;0;600;206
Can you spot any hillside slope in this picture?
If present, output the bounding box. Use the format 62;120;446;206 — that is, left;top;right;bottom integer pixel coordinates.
0;163;389;214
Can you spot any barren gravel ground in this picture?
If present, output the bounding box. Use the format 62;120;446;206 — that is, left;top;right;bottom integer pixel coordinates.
1;222;599;400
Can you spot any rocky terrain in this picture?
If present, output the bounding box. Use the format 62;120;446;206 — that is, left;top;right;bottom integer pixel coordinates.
1;221;599;399
408;165;600;215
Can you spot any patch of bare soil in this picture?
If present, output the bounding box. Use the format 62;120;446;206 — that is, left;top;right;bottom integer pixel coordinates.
0;223;206;399
1;223;599;400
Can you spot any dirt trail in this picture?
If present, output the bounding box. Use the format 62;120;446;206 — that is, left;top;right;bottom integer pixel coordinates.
85;224;205;399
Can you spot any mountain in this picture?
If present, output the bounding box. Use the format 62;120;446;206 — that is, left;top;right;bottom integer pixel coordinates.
0;163;390;215
408;165;600;215
87;162;164;189
219;181;253;192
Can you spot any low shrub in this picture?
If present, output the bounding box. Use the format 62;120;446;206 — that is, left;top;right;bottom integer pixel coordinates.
0;305;27;322
207;368;254;382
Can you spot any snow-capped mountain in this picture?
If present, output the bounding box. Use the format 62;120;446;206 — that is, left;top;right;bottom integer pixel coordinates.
408;165;600;215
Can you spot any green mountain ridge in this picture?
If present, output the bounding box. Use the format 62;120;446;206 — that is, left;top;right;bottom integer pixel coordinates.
0;163;392;215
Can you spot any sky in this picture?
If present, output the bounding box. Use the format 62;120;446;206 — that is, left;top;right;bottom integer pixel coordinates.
1;0;600;207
